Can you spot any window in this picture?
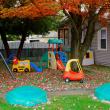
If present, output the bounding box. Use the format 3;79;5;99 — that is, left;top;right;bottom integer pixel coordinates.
86;52;90;58
98;28;107;50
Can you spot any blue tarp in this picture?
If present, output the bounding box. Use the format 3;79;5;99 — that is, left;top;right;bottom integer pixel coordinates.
5;86;48;107
95;83;110;101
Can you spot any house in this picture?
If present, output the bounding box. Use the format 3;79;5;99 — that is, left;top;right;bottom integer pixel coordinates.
58;19;110;66
26;31;58;43
91;26;110;66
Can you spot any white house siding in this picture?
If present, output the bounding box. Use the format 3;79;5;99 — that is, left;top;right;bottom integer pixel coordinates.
63;27;71;48
91;25;110;66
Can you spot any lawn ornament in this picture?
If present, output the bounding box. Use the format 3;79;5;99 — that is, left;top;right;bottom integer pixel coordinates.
63;59;84;83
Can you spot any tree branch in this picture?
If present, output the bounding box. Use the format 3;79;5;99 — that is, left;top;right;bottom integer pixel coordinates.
63;9;79;36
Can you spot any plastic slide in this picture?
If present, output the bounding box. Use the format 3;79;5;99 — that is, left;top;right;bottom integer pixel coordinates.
56;59;65;70
30;62;42;72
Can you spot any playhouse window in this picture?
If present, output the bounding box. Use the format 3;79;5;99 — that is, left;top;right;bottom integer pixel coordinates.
86;52;90;58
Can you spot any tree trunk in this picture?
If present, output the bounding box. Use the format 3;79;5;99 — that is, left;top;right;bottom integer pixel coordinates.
70;28;84;63
16;33;27;58
70;20;96;65
0;32;10;58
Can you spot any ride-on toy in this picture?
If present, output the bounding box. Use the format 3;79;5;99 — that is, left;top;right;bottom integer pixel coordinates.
12;57;30;72
63;59;84;83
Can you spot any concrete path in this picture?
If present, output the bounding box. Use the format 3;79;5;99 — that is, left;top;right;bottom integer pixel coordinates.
48;88;94;98
0;88;94;99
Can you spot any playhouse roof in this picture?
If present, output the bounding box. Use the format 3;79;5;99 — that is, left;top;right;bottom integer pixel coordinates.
48;38;63;44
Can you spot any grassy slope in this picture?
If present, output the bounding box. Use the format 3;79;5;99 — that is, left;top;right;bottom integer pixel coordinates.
1;95;109;110
38;95;110;110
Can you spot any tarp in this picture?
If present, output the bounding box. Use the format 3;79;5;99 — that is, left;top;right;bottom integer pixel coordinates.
5;86;48;107
95;83;110;101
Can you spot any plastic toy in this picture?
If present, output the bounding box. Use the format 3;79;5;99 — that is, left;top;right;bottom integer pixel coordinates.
63;59;84;83
48;38;67;70
30;62;42;72
12;58;30;72
55;53;65;70
38;52;48;69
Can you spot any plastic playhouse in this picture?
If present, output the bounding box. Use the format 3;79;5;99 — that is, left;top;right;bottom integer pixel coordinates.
48;38;67;70
82;50;94;66
63;59;84;82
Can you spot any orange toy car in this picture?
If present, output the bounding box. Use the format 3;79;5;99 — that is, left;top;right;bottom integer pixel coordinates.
63;59;84;83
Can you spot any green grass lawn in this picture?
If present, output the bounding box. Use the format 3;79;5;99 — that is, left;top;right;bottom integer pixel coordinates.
1;95;110;110
83;64;110;74
38;95;110;110
0;98;32;110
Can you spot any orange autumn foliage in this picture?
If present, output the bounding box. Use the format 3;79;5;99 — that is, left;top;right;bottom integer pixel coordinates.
0;0;60;19
58;0;110;26
0;0;110;23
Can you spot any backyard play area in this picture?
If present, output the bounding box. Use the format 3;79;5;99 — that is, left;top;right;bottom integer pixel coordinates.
0;39;110;109
0;64;110;109
1;0;110;109
0;65;110;93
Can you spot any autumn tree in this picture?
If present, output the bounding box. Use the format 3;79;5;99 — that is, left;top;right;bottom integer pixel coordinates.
0;0;60;58
29;0;110;63
56;0;110;63
0;0;30;57
1;0;109;63
15;17;59;58
0;16;59;58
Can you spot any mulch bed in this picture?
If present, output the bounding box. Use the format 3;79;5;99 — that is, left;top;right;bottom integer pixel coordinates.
0;67;110;96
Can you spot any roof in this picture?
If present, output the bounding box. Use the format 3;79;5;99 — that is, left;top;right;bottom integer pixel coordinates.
58;17;70;29
48;38;63;44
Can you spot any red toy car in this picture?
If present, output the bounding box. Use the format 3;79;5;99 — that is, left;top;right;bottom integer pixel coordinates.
63;59;84;83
